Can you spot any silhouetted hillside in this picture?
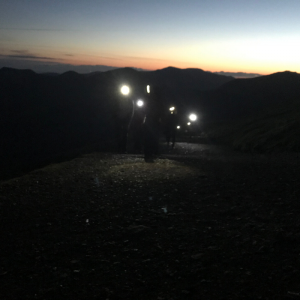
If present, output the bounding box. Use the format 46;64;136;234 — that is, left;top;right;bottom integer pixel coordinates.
146;67;234;91
198;71;300;122
205;99;300;153
200;71;300;152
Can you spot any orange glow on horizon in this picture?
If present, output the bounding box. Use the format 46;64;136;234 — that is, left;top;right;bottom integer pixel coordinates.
15;44;289;76
58;56;274;75
24;49;283;76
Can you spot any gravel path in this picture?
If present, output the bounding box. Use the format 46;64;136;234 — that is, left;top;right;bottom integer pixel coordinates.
1;142;300;299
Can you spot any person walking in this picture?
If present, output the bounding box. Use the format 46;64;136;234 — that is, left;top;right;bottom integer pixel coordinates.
143;85;163;162
165;107;178;149
115;86;134;153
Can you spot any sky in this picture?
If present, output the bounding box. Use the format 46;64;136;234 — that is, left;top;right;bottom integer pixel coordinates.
0;0;300;76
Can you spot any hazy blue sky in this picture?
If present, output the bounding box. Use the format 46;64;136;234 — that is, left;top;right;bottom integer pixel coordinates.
0;0;300;74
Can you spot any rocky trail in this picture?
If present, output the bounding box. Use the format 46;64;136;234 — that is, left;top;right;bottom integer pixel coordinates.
1;143;300;299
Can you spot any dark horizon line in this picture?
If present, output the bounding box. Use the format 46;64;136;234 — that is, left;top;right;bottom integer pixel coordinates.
0;63;265;79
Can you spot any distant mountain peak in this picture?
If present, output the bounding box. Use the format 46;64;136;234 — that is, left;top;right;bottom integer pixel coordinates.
159;66;205;73
160;66;181;71
0;67;36;76
60;70;79;76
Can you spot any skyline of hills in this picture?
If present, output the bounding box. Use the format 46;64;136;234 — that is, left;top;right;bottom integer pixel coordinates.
0;59;263;78
1;66;299;127
1;66;300;179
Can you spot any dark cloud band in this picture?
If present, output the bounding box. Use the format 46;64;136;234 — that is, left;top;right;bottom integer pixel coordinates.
0;27;64;32
6;55;54;60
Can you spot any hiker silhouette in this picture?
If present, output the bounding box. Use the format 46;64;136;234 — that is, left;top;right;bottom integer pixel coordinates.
115;86;134;153
165;107;178;149
143;85;163;162
131;99;146;153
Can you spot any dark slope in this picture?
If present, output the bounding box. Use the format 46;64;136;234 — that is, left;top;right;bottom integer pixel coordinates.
0;68;112;179
199;72;300;152
199;71;300;122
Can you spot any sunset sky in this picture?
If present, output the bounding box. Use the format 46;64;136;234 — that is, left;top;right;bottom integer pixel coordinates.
1;0;300;75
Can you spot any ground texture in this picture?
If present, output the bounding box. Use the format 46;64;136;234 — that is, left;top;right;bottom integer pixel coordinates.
1;143;300;299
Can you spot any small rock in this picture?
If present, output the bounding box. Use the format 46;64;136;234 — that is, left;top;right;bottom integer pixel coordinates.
191;253;204;260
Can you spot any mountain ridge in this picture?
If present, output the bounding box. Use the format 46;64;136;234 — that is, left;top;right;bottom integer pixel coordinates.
1;67;300;179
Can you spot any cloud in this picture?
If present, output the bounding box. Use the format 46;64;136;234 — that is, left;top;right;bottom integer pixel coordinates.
0;27;64;32
0;50;55;61
11;50;29;54
120;55;171;62
6;55;54;60
0;58;127;73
